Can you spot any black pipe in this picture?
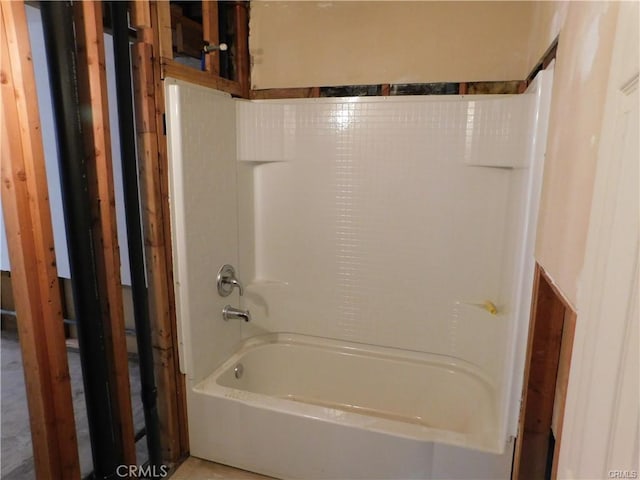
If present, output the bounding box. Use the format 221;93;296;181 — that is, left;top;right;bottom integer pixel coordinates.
40;2;123;478
109;1;163;467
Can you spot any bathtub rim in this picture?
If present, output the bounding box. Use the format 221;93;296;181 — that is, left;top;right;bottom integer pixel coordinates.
192;332;504;454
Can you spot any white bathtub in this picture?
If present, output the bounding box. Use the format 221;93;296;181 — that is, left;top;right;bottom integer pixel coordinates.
187;333;513;479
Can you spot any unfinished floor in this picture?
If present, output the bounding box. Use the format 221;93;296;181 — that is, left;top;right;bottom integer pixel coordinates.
0;331;147;479
171;457;274;479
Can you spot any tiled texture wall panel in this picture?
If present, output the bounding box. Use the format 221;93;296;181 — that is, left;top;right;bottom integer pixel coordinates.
165;80;242;383
238;96;534;382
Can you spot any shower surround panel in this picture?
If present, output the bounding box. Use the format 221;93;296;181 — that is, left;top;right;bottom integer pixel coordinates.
166;76;552;478
236;96;532;385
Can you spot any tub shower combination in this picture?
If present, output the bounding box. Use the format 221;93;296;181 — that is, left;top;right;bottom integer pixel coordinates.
166;72;553;479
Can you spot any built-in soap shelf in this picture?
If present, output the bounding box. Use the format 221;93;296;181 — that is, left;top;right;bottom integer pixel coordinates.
236;158;289;164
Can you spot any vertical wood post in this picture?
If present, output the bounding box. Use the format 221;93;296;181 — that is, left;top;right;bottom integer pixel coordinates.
73;0;137;467
132;0;190;463
202;1;220;76
234;1;250;98
0;2;80;478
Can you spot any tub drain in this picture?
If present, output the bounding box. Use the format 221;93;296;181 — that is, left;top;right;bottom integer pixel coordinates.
234;363;244;379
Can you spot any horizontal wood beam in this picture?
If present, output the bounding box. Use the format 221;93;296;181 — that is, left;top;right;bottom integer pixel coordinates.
161;58;242;97
251;87;320;99
251;80;525;99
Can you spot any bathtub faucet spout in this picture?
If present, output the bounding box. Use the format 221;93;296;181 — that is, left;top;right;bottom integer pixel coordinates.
222;305;251;322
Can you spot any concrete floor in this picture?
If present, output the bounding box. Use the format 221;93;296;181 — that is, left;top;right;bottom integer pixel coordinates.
1;331;147;479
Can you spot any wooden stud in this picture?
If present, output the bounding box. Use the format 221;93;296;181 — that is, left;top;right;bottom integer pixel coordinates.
202;0;220;76
458;82;468;95
133;2;190;461
525;37;559;86
157;0;173;61
523;273;565;433
518;81;528;94
234;1;250;98
550;309;576;480
73;0;137;466
146;5;190;456
381;84;391;96
0;2;80;478
131;0;151;29
512;265;577;479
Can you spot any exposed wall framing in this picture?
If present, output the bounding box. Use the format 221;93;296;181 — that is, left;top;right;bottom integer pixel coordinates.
0;2;562;475
0;2;80;477
512;265;577;479
132;0;190;464
524;38;559;90
154;1;248;99
127;3;555;470
74;0;137;466
251;80;526;99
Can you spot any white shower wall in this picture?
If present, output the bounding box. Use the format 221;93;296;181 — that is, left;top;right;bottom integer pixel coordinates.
236;94;536;389
165;76;552;454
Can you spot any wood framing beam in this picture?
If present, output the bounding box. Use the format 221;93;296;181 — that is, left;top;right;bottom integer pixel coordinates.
251;80;526;99
156;0;173;61
551;309;576;480
202;0;220;76
73;0;136;466
133;1;189;463
131;0;151;29
234;1;250;98
161;58;242;97
513;265;576;479
251;87;320;99
0;2;80;478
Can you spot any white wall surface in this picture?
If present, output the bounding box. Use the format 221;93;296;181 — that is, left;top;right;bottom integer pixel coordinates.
559;2;639;477
165;79;243;383
236;95;535;390
166;79;551;451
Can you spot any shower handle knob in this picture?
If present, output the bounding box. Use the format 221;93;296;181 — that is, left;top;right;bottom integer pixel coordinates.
217;264;244;297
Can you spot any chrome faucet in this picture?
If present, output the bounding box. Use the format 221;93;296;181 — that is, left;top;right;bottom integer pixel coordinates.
222;305;251;322
217;264;244;296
